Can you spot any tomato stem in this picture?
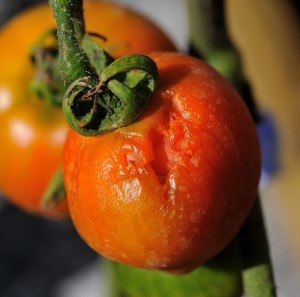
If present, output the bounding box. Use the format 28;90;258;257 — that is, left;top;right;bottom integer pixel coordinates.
186;0;260;122
49;0;98;86
186;0;276;296
49;0;158;136
186;0;241;84
239;199;275;297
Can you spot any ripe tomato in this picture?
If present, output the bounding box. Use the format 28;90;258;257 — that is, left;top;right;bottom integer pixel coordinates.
62;52;261;271
0;101;68;217
0;2;176;218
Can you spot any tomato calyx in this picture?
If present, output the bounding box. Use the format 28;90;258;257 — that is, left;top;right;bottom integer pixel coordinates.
30;28;66;106
49;0;158;136
63;54;158;136
29;28;113;108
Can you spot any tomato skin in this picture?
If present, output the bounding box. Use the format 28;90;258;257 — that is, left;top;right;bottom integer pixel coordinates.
0;100;68;217
0;2;176;217
63;52;261;271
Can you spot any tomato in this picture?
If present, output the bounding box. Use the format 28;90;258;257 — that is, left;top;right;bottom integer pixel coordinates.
0;101;68;217
62;52;261;271
0;2;176;218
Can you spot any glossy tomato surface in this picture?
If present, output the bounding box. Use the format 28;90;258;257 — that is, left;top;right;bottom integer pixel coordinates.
0;2;176;217
63;52;261;271
0;101;68;217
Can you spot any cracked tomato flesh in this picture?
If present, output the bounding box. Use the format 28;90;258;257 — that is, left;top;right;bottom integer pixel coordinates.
62;52;261;272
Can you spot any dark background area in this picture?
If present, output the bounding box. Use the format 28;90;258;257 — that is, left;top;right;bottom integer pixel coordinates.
0;197;98;297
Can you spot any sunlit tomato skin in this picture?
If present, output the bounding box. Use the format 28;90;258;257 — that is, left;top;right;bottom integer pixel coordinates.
63;52;261;272
0;2;176;217
0;100;68;217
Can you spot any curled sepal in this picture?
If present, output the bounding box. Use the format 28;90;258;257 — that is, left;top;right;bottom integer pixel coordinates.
63;54;158;136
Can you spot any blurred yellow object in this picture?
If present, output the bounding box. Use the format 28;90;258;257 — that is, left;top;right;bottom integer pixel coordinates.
227;0;300;265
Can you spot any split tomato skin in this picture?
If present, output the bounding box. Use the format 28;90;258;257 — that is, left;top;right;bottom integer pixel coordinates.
0;2;176;217
63;52;261;272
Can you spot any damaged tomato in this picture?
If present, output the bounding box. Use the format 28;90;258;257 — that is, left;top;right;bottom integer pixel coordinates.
63;52;261;271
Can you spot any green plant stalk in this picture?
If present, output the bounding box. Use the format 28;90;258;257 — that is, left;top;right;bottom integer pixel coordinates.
186;0;276;296
186;0;260;122
239;199;275;296
49;0;98;86
186;0;241;85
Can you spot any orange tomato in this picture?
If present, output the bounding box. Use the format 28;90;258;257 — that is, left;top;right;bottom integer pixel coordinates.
62;52;261;271
0;2;176;218
0;100;68;217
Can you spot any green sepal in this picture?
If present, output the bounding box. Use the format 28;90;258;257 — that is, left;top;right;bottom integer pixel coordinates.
81;34;114;76
40;166;66;210
63;54;158;136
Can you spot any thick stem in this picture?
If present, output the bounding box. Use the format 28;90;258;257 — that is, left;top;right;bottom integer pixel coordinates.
49;0;98;86
186;0;241;85
186;0;260;122
187;0;230;54
239;199;275;296
186;0;276;296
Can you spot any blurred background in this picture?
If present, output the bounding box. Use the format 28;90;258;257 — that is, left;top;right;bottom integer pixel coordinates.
0;0;300;296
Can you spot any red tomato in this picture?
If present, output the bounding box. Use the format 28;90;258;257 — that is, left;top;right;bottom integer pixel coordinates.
0;2;176;218
62;52;261;271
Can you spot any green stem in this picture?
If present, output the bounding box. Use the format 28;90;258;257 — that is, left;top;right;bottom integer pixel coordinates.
49;0;158;137
49;0;98;86
186;0;276;296
186;0;241;85
239;199;275;296
187;0;260;122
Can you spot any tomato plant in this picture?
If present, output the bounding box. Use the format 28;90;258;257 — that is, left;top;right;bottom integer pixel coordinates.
62;52;261;272
0;1;176;112
0;2;176;218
